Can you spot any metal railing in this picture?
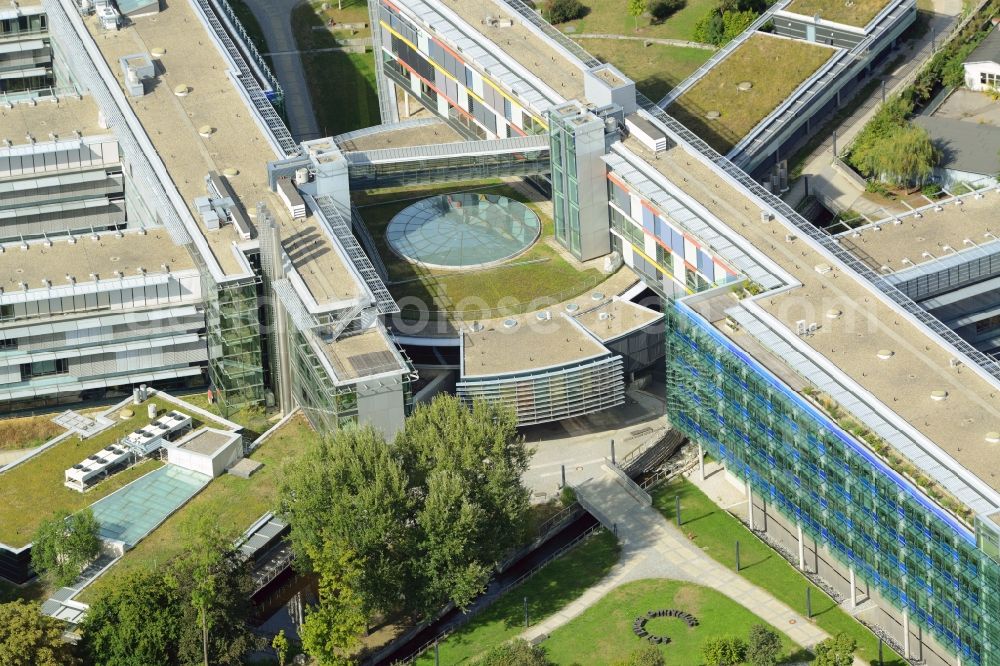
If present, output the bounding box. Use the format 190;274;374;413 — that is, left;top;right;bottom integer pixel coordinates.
395;524;605;664
312;195;400;315
499;0;601;68
209;0;283;97
635;92;1000;390
192;0;297;157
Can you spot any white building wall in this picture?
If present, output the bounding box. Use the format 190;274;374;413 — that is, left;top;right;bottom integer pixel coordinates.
964;61;1000;91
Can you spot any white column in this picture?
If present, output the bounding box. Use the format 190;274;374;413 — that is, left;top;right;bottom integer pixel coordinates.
747;486;755;530
698;443;705;481
903;608;910;659
403;92;410;118
797;523;805;571
849;566;857;609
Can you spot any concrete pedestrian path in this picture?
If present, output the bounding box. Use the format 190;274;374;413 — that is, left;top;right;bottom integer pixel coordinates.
522;470;864;665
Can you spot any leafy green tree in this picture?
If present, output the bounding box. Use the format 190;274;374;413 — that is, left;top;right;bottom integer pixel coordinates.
474;639;551;665
280;396;532;649
721;9;757;41
693;10;726;44
418;468;493;610
614;644;665;665
300;548;367;666
280;424;416;616
702;636;748;666
628;0;648;30
544;0;586;23
814;633;856;666
273;629;290;666
31;508;100;587
398;397;531;553
172;509;259;665
0;600;78;666
80;569;182;666
746;624;782;666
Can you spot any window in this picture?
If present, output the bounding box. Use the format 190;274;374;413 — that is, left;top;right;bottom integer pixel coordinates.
0;305;12;321
0;338;16;350
980;72;1000;88
20;358;69;381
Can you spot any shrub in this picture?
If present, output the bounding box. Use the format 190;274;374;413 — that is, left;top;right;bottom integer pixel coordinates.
614;645;665;666
650;0;685;22
475;639;551;665
702;636;748;666
544;0;585;24
746;624;782;666
814;633;856;666
559;485;577;507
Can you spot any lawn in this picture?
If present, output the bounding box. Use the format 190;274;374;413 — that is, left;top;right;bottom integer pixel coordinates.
175;391;274;438
0;396;210;547
543;579;805;664
292;0;381;136
415;530;620;664
559;0;720;42
784;0;893;27
652;477;906;665
581;38;712;102
77;414;319;604
0;413;64;451
669;33;836;153
356;183;604;320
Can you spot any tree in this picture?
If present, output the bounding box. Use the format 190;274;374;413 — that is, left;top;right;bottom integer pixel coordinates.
702;636;748;666
474;639;551;665
746;624;782;666
80;569;182;666
0;600;79;666
172;509;259;666
721;9;757;41
300;548;367;666
628;0;647;31
279;396;533;648
417;468;493;610
398;396;531;613
80;541;257;666
813;633;856;666
614;644;665;666
273;629;290;666
32;508;100;587
280;424;416;616
544;0;586;23
650;0;685;22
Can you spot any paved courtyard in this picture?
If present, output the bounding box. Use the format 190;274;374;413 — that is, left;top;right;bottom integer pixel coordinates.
521;388;668;503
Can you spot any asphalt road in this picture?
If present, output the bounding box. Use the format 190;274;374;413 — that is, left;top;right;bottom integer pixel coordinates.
243;0;322;141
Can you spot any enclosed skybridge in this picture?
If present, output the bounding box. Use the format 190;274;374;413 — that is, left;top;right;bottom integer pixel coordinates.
343;135;551;188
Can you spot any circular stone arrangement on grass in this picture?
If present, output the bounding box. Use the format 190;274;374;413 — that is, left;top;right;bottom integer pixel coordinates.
633;609;699;645
385;192;541;270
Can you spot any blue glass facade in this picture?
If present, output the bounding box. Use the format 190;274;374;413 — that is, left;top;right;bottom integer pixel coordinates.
665;297;1000;664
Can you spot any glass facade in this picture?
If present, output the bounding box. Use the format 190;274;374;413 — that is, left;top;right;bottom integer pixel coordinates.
287;324;413;436
202;270;264;415
458;355;624;427
549;110;582;257
665;297;1000;664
